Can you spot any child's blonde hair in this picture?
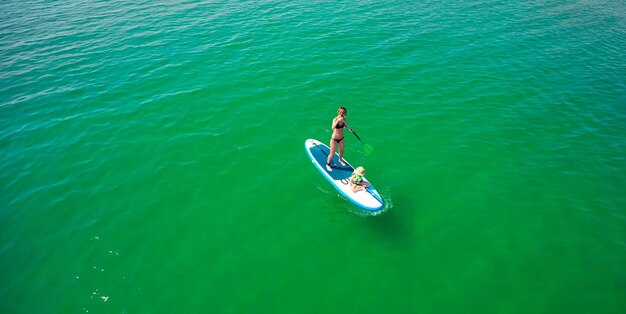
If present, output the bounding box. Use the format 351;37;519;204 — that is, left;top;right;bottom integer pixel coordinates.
351;166;366;185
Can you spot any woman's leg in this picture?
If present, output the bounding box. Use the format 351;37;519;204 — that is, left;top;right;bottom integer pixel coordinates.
326;140;336;171
338;139;346;165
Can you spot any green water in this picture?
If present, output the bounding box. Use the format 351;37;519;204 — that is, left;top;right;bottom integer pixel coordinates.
1;0;625;313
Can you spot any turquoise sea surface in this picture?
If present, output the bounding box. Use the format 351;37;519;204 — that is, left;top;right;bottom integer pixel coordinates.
1;0;625;313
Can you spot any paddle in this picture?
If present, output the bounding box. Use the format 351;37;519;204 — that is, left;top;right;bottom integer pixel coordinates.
349;128;373;154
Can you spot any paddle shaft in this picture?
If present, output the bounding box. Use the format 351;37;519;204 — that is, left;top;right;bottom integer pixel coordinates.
349;128;366;145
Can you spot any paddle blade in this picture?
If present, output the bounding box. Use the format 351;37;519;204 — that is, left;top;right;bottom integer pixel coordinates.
364;144;374;154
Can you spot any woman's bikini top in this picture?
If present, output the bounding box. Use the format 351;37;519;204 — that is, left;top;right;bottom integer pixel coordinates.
334;120;345;129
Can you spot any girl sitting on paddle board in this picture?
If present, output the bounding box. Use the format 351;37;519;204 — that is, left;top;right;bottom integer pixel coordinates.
326;106;352;172
349;166;370;192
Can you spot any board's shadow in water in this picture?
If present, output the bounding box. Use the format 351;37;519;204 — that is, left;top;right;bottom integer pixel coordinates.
363;194;414;249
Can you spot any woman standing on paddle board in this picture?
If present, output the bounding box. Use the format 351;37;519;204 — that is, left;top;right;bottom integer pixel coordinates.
326;107;352;172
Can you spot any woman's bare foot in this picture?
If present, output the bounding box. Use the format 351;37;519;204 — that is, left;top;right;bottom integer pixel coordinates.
326;163;332;172
339;160;346;166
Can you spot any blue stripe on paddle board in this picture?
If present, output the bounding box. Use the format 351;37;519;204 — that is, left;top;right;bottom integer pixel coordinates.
309;142;354;180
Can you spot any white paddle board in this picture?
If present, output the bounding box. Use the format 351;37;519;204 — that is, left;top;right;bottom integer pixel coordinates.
304;139;384;211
